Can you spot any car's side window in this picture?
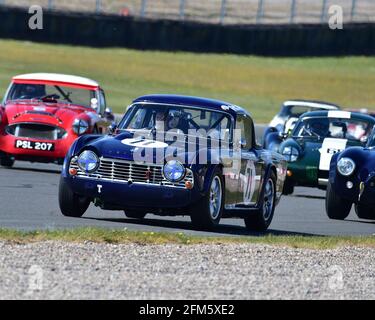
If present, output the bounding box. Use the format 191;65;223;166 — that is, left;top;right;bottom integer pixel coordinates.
127;108;149;129
236;115;254;150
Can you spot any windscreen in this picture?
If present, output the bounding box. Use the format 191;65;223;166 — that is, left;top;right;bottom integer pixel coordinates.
6;83;96;108
121;104;231;139
293;116;374;143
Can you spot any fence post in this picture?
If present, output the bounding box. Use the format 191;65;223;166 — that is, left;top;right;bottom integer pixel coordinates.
290;0;296;23
95;0;101;14
320;0;328;23
351;0;357;21
220;0;227;24
256;0;264;24
140;0;147;17
179;0;186;20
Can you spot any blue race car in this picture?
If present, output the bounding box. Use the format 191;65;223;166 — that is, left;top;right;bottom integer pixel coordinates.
326;127;375;220
59;95;287;231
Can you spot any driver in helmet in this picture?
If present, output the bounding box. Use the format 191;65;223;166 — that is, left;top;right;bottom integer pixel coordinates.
307;118;330;137
166;110;189;133
18;84;45;99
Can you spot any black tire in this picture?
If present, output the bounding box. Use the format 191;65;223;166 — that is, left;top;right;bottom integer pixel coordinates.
190;168;224;230
124;210;147;219
58;177;90;217
0;156;14;168
355;204;375;220
325;181;352;220
244;172;277;232
282;179;294;195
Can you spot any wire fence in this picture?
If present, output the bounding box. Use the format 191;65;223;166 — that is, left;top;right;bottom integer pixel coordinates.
1;0;375;24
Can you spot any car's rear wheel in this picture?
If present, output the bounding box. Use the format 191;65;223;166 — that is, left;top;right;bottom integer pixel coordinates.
244;172;276;232
124;210;147;219
355;204;375;220
325;181;352;220
59;177;90;217
190;168;224;230
0;156;14;168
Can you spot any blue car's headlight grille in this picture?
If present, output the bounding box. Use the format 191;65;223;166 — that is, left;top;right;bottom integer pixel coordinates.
69;157;194;188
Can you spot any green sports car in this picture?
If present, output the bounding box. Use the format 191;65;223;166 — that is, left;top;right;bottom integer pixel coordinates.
278;110;375;195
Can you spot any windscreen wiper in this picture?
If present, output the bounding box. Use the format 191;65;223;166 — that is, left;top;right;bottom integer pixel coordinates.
55;85;72;103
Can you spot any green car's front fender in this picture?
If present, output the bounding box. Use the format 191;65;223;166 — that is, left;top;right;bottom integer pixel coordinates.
285;143;322;187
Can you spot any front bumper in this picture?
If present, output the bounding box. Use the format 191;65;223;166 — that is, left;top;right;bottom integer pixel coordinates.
358;178;375;205
331;172;375;205
286;162;323;188
65;176;198;210
0;133;75;161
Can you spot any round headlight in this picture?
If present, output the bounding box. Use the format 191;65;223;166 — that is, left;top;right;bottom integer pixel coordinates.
77;150;99;173
337;157;356;176
163;160;186;182
72;119;89;135
282;146;299;162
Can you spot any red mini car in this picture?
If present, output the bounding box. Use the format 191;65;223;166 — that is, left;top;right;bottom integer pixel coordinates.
0;73;114;167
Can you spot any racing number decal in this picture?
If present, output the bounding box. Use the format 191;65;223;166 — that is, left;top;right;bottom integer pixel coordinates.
121;138;168;149
243;160;256;205
319;138;348;171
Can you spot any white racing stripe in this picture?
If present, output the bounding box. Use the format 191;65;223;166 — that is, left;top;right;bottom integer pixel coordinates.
319;138;348;171
328;111;351;119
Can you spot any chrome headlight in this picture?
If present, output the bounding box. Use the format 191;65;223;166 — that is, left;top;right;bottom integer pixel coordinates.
282;146;299;162
337;157;356;176
77;150;99;173
163;160;186;182
72;119;89;135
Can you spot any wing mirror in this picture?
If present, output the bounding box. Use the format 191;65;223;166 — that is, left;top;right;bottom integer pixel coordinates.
279;129;291;140
108;123;118;135
279;132;288;139
237;138;247;149
360;136;368;144
104;107;115;121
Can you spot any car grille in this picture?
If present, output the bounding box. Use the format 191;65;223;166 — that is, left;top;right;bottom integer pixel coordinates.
6;123;67;140
70;157;194;188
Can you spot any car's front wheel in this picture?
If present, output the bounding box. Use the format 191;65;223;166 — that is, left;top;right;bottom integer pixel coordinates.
190;168;224;230
244;172;276;232
325;181;352;220
59;177;90;217
0;155;14;168
355;204;375;220
282;179;294;195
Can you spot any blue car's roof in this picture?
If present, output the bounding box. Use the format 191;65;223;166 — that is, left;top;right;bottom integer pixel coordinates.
132;94;249;117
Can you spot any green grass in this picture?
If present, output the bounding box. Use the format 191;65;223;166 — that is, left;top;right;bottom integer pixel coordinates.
1;227;375;249
1;39;375;122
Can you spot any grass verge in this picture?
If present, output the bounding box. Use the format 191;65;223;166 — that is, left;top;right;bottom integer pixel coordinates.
1;40;375;122
1;227;375;249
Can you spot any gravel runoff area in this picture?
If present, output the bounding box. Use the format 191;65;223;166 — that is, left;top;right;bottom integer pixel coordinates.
0;241;374;300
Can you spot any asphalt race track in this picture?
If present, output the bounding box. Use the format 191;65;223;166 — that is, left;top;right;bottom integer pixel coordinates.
1;163;375;237
0;125;374;236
